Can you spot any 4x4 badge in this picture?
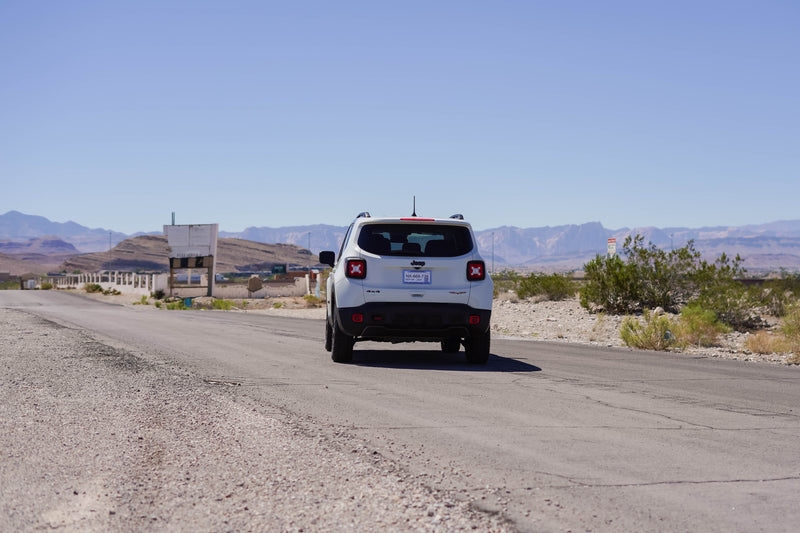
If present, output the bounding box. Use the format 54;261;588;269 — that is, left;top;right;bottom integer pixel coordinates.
410;260;426;269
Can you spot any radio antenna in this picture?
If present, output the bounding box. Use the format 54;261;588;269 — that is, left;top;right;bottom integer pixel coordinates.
412;196;417;217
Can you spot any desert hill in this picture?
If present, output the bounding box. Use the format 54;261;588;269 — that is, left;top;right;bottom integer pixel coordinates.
59;235;317;273
0;236;79;255
0;252;52;276
0;237;81;275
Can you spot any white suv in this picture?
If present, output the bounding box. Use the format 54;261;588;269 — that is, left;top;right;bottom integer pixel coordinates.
319;212;493;364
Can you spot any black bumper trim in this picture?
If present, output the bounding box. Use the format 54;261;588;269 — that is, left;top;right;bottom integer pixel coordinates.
335;302;491;341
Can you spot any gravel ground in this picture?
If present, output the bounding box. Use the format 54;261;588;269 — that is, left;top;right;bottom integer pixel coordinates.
4;291;796;531
0;307;511;532
490;296;798;365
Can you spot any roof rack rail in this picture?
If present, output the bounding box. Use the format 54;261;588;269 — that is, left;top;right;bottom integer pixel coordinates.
356;211;371;218
449;213;464;220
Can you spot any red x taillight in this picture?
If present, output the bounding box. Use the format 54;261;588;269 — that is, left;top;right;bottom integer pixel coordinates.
466;260;485;281
346;259;367;279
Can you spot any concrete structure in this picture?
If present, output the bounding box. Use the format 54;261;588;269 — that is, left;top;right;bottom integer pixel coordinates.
47;272;167;297
46;271;312;299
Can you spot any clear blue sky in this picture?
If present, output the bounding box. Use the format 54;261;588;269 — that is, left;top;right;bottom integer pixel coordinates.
1;1;798;234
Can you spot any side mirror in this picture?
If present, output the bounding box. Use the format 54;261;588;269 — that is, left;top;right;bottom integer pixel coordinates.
319;251;336;267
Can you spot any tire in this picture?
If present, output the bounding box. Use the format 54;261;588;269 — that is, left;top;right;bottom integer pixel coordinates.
330;307;354;363
440;337;461;353
465;330;490;364
324;314;333;352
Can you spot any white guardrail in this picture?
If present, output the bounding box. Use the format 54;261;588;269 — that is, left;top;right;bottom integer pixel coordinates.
47;272;313;299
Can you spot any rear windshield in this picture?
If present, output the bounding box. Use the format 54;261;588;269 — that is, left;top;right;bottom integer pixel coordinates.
357;223;473;257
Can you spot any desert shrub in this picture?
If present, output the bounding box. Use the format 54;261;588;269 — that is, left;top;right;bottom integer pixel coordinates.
211;299;234;310
517;272;577;301
619;309;678;351
580;254;640;314
751;285;791;317
133;295;149;305
751;271;800;317
625;236;702;311
745;331;782;354
1;280;19;290
674;304;731;348
152;289;166;300
780;304;800;356
85;283;104;293
688;251;756;330
582;235;699;314
40;282;53;290
581;235;757;331
691;285;758;330
492;270;523;297
103;288;121;295
582;236;709;314
166;300;187;310
303;294;324;307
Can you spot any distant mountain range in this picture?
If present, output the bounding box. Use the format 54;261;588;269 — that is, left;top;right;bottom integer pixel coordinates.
2;210;800;273
0;210;129;252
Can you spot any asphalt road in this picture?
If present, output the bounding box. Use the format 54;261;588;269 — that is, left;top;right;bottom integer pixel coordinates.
3;290;800;532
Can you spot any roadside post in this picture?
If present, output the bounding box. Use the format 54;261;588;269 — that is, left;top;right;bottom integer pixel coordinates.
607;238;617;257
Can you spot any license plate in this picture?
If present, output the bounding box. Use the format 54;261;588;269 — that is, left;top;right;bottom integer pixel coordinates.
403;270;432;284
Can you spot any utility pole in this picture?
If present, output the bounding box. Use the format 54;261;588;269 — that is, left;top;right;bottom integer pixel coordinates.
491;232;495;275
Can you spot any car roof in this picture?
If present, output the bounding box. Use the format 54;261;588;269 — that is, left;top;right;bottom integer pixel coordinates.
352;214;472;226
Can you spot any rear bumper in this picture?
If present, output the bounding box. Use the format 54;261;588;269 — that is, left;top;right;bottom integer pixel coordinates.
335;302;491;341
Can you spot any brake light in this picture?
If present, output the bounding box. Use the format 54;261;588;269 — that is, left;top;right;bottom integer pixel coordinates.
467;260;485;281
400;218;435;221
346;259;367;279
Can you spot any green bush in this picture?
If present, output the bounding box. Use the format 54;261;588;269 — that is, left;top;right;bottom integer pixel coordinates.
620;309;677;351
750;270;800;317
687;253;757;329
303;294;324;307
582;235;706;314
492;270;522;297
690;284;758;330
517;272;577;301
580;254;640;314
581;235;758;332
780;304;800;357
84;283;103;293
211;299;234;310
40;282;53;290
674;304;731;347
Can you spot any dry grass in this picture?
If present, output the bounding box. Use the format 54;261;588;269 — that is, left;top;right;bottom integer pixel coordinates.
745;331;782;354
589;313;606;342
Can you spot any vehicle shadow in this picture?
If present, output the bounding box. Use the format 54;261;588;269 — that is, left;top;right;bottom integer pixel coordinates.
351;349;541;372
